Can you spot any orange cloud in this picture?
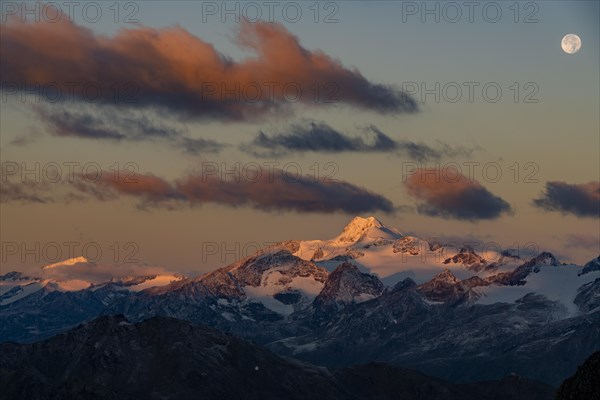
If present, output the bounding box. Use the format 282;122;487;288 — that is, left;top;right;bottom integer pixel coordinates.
71;169;394;214
1;18;416;121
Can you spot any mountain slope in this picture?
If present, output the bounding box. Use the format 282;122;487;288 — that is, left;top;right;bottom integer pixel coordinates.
271;285;600;386
555;351;600;400
0;315;342;400
0;315;555;400
314;262;384;308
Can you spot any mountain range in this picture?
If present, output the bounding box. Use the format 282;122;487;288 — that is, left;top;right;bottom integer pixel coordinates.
1;216;599;387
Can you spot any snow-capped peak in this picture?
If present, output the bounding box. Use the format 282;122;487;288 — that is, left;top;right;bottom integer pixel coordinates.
335;216;402;244
42;256;90;270
337;216;381;242
349;216;383;228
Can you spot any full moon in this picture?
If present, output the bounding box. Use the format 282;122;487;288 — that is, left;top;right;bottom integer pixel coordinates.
561;34;582;54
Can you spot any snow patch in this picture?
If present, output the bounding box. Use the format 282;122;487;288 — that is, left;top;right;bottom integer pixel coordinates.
244;269;325;315
0;282;44;305
477;265;600;314
125;275;182;291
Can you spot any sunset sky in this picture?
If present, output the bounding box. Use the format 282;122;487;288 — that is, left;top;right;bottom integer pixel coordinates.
1;1;598;276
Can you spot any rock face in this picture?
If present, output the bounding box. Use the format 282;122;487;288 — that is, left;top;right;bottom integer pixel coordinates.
0;315;557;400
491;251;563;286
416;269;490;304
580;255;600;276
392;236;423;255
0;272;36;282
443;247;488;271
314;263;384;308
555;351;600;400
574;278;600;312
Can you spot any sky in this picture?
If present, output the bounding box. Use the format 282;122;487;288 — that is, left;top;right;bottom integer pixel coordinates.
1;1;599;276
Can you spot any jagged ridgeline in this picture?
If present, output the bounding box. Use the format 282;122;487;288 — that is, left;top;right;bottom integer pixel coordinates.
1;217;599;387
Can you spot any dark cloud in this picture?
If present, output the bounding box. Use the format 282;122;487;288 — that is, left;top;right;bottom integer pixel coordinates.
3;170;395;214
0;181;54;204
179;137;226;155
35;105;226;155
73;169;394;214
405;168;512;221
1;19;416;121
241;121;473;161
0;178;92;205
38;106;126;140
533;181;600;218
73;172;179;205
